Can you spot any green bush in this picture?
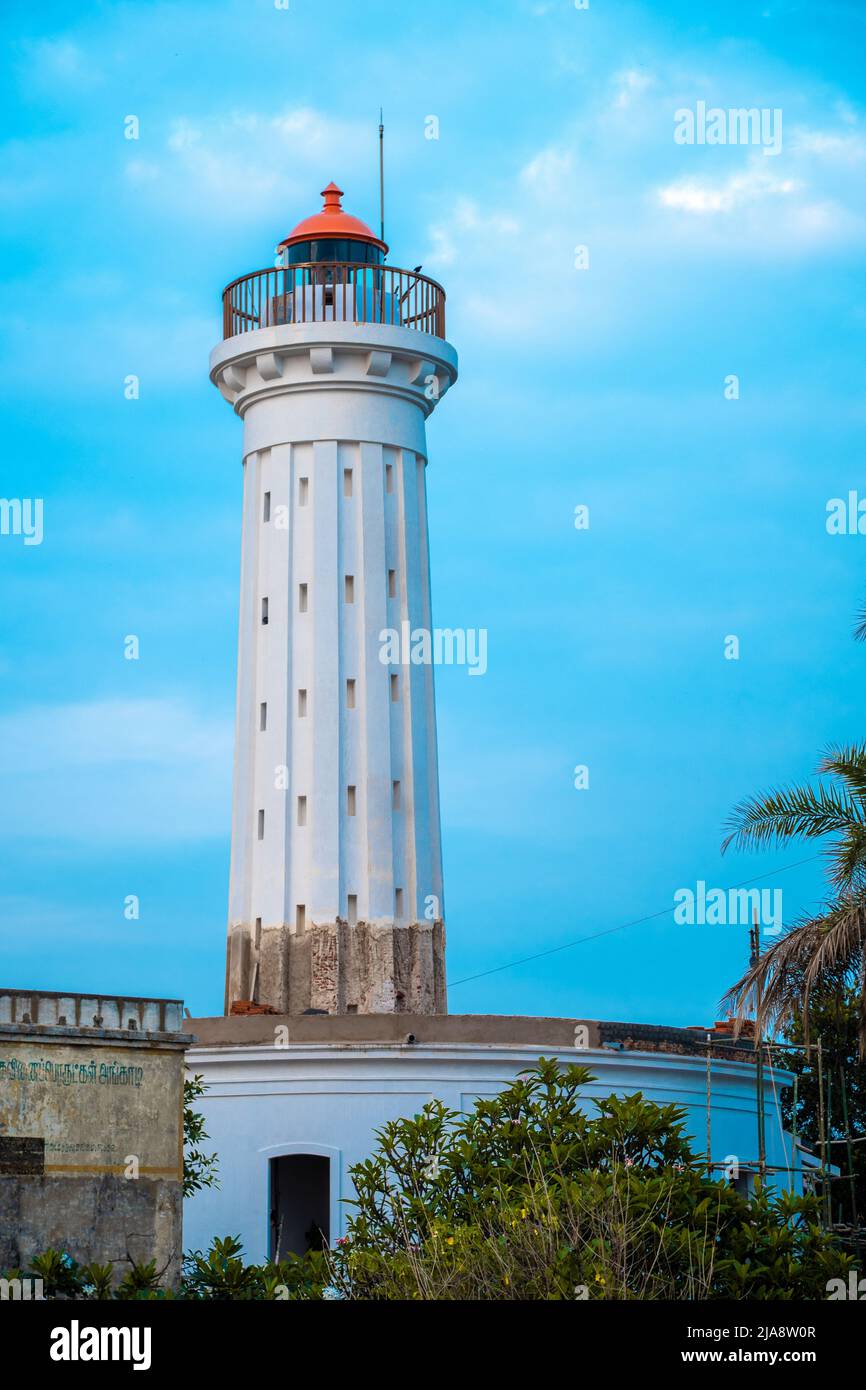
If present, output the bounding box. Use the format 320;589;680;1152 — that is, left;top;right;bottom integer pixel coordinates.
331;1058;851;1300
184;1074;220;1199
181;1234;328;1300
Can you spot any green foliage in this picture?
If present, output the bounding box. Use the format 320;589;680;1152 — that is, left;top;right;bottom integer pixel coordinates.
721;743;866;894
183;1074;220;1199
80;1263;114;1300
183;1235;263;1300
714;1184;851;1300
720;727;866;1052
114;1259;165;1300
28;1248;86;1298
181;1234;329;1301
345;1060;692;1256
780;980;866;1236
332;1060;851;1300
3;1237;328;1301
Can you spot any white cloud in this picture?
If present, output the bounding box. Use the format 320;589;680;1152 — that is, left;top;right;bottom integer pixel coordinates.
0;698;232;844
520;147;574;194
123;107;374;227
612;68;655;109
790;126;866;162
657;167;800;214
423;197;521;269
20;38;98;89
0;698;229;771
167;121;202;153
653;147;865;250
124;159;161;185
419;54;866;354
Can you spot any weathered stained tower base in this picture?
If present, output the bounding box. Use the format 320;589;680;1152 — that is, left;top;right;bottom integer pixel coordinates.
226;918;446;1015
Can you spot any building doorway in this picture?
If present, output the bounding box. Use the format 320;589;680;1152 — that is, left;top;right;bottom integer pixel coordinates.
269;1154;331;1259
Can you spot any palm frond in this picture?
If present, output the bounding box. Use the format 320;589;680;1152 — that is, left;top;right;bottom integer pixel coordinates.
720;900;866;1054
721;781;859;856
802;899;866;987
720;913;825;1036
854;603;866;643
817;742;866;808
828;827;866;892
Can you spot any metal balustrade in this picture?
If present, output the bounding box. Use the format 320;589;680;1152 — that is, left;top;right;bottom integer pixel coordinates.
222;262;446;340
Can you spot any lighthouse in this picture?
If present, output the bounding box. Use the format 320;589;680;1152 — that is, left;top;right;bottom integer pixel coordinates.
210;183;458;1016
186;184;807;1264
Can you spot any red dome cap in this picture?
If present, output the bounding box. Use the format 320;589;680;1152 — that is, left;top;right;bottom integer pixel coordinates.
278;182;388;253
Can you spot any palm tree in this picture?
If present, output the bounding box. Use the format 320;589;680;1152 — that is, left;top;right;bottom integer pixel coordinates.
720;744;866;1053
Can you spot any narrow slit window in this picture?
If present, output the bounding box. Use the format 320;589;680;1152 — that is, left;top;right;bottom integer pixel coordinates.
296;904;306;932
392;780;401;810
385;463;394;494
260;702;267;731
347;785;356;816
395;887;404;919
348;894;358;927
343;468;353;497
346;678;356;709
257;809;265;840
298;689;307;718
299;477;309;506
254;917;262;948
390;673;399;702
299;583;308;613
297;795;307;827
388;569;396;598
261;596;269;625
263;491;271;522
344;575;354;603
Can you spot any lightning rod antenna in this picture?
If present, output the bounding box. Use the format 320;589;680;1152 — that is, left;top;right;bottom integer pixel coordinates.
379;108;385;245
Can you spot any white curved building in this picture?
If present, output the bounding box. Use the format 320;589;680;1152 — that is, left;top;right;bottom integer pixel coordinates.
183;1014;805;1261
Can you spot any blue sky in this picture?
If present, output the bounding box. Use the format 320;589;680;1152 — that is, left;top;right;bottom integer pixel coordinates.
1;0;865;1024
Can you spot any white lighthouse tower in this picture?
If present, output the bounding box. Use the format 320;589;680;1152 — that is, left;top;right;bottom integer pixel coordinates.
210;183;458;1017
186;183;804;1264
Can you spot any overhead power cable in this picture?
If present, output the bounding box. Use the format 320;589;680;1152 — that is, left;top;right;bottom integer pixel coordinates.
448;854;824;990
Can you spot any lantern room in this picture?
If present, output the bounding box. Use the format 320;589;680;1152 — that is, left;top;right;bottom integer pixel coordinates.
277;181;387;266
221;182;445;340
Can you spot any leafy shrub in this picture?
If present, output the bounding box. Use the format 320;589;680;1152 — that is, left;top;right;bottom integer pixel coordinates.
184;1074;220;1198
330;1059;851;1300
181;1234;328;1300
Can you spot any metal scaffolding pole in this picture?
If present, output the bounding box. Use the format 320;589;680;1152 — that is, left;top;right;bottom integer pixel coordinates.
750;915;767;1184
817;1038;831;1228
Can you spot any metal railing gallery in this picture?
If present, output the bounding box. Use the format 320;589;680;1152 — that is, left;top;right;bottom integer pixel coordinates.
222;262;446;341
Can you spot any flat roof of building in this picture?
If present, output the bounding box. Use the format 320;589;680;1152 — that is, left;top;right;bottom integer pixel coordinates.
184;1012;756;1060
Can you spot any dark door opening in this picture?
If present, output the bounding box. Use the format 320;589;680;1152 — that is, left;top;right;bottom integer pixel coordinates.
269;1154;331;1259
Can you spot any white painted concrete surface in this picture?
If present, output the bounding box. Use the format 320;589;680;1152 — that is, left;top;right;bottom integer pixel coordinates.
183;1042;801;1261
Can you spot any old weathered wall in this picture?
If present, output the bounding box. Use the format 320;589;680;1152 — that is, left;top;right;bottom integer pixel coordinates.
0;1174;182;1284
0;1039;183;1179
0;993;188;1286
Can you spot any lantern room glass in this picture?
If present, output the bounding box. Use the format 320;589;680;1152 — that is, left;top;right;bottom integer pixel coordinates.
285;238;384;267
